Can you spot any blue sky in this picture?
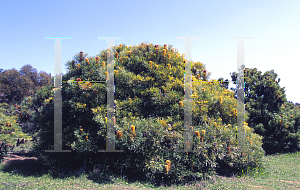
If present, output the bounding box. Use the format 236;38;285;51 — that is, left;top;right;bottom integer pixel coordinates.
1;0;299;104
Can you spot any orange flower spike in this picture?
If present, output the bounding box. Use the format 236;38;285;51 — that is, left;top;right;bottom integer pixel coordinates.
114;70;118;77
202;88;205;92
219;96;223;104
102;62;105;67
125;45;128;48
86;136;88;141
116;131;123;139
164;44;167;49
85;58;89;65
166;160;171;170
80;128;83;134
197;74;200;80
131;125;135;133
168;64;171;69
119;44;122;47
115;52;118;59
179;101;183;107
163;49;166;57
195;131;200;137
149;61;153;69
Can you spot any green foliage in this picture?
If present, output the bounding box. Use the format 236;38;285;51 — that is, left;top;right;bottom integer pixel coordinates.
0;102;31;161
29;43;265;185
230;67;300;154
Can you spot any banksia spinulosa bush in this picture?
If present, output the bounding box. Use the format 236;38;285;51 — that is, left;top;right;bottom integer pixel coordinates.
149;61;153;69
116;131;123;139
219;96;223;104
195;131;200;137
131;125;135;133
115;52;118;59
85;58;89;65
163;49;166;57
95;57;99;64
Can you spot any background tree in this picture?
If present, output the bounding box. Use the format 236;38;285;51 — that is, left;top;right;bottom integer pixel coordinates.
0;65;52;105
230;67;300;154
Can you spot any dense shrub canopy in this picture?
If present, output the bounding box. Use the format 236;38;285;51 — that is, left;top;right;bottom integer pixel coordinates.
26;43;265;184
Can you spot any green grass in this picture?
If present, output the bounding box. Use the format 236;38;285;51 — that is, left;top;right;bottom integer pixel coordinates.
1;140;299;190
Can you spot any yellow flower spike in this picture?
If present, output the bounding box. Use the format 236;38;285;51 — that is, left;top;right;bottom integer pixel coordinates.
163;49;166;57
114;70;118;77
167;64;171;69
286;125;289;128
155;65;158;69
291;115;293;118
247;137;249;140
195;131;200;137
165;165;169;174
131;125;135;133
197;74;200;79
201;130;205;137
102;62;105;68
179;101;183;108
80;128;83;134
85;58;89;65
149;61;153;68
129;46;131;49
219;96;223;104
202;88;205;92
166;160;171;170
250;140;253;146
228;124;231;127
86;136;88;141
105;117;107;123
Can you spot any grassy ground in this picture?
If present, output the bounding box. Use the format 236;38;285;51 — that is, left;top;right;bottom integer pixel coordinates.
0;140;299;190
